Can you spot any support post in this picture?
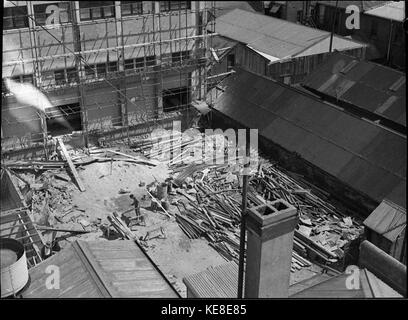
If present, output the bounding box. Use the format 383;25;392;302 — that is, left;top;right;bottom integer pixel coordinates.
237;129;250;298
329;0;339;53
72;1;89;147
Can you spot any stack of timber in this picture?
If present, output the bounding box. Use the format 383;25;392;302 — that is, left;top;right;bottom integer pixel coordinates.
162;151;363;272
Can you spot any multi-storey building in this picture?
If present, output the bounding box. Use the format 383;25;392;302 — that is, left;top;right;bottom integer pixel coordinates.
2;1;214;153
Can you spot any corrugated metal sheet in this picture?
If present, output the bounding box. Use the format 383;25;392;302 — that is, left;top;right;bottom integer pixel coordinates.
184;258;401;298
316;1;388;11
213;1;257;18
302;52;406;127
213;68;406;208
23;240;179;298
291;273;365;298
291;268;401;298
183;261;238;298
365;1;405;21
215;9;366;59
364;200;406;242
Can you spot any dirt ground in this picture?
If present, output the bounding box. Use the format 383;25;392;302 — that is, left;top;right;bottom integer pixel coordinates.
22;146;322;297
62;159;227;297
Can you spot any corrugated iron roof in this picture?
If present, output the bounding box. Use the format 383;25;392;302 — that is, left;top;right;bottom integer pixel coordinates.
291;268;401;298
183;261;238;298
212;1;257;18
302;52;406;127
316;1;389;11
23;240;179;298
183;262;401;298
364;1;405;21
183;261;333;298
215;9;366;59
364;200;406;242
213;68;406;208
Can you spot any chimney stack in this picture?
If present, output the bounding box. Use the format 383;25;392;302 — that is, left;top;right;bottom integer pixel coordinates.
244;199;298;298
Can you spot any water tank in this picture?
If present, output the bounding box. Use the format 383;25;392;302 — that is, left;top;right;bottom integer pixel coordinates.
1;238;29;298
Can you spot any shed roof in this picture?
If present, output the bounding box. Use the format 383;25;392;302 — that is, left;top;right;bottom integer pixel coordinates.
302;52;406;127
183;261;238;298
211;1;257;18
212;68;406;208
363;200;406;242
291;268;401;298
215;9;366;59
22;240;179;298
365;1;405;21
316;1;389;11
183;262;401;298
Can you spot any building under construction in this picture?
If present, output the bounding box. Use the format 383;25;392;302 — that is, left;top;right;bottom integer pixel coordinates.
2;1;216;155
1;1;406;300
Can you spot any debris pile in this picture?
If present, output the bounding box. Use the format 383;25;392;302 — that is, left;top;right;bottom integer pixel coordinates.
141;136;365;272
3;132;362;275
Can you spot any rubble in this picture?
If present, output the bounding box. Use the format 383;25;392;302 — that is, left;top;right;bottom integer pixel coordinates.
137;134;364;272
5;134;363;278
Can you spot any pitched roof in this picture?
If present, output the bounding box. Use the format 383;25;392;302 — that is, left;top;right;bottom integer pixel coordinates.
215;9;366;59
23;240;179;298
183;262;401;298
302;52;406;128
212;68;406;208
365;1;405;21
364;199;406;242
183;261;238;298
291;268;401;298
316;1;389;11
211;1;257;18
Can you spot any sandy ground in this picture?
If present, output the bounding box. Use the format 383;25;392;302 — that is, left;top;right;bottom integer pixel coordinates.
64;159;226;297
31;147;321;297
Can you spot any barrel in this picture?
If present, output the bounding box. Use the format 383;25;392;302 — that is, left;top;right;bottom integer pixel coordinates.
1;238;29;298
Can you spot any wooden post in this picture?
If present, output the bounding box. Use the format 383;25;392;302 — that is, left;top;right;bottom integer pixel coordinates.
72;1;89;147
57;138;86;191
237;129;250;298
329;0;339;53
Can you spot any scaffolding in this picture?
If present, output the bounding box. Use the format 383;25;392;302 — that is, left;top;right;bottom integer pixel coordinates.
2;1;219;155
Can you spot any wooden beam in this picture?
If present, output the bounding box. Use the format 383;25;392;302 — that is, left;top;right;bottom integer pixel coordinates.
147;190;172;218
57;138;86;192
105;149;158;166
35;225;90;234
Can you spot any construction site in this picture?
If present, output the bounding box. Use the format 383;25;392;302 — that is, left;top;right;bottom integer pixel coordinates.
1;1;406;300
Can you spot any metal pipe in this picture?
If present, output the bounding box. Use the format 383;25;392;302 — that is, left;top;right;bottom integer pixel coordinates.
329;0;339;53
386;20;393;65
237;129;250;298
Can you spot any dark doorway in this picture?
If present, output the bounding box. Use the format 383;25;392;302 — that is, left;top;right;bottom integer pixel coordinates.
45;102;82;136
227;53;235;69
162;87;189;113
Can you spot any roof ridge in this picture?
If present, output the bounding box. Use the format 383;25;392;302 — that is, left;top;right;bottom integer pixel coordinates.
224;8;332;35
218;8;365;58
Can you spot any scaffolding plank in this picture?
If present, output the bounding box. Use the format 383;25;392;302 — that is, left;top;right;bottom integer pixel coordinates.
57;138;86;192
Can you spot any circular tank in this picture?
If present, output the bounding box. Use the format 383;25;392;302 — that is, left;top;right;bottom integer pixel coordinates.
1;238;29;298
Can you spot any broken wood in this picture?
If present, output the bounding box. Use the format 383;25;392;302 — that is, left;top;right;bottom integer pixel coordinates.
35;225;90;234
57;138;86;192
105;149;158;166
147;190;172;218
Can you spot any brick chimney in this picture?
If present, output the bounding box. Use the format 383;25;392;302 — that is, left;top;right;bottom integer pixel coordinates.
244;199;298;298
